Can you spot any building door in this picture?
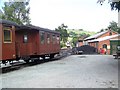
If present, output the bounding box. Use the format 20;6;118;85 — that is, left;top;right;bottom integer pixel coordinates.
102;44;107;54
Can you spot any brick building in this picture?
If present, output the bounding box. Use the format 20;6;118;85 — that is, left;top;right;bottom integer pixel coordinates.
84;30;119;54
76;38;84;47
88;34;120;54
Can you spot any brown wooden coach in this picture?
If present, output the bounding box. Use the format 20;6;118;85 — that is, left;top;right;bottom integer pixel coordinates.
15;25;60;62
0;19;60;64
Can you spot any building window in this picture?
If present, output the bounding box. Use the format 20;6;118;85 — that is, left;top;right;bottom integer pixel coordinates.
4;27;12;43
47;33;50;44
40;32;45;44
23;35;28;43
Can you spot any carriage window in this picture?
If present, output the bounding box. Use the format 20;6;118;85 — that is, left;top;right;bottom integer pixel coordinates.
47;34;50;44
23;35;28;43
52;35;56;44
40;32;45;44
4;27;12;43
57;36;60;44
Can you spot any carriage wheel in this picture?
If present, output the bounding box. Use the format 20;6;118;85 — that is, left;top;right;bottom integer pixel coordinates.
50;54;54;59
23;57;30;63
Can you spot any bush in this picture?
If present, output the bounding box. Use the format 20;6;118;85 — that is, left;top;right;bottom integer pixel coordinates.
60;42;66;48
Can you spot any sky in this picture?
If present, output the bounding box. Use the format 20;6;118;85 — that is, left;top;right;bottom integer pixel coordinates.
0;0;118;32
29;0;118;32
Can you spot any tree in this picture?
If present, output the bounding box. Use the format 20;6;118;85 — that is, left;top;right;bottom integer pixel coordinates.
0;0;30;25
98;21;120;33
55;24;69;45
108;21;118;31
70;32;90;46
97;0;120;33
72;36;78;46
69;31;77;37
110;1;120;11
100;29;105;32
97;0;120;11
79;33;90;39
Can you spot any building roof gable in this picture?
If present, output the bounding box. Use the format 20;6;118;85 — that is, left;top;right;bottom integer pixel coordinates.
84;30;117;41
88;34;120;42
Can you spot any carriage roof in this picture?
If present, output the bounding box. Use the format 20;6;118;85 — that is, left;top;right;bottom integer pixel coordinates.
0;19;60;34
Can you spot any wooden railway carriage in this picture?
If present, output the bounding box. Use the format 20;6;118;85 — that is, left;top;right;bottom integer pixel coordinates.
15;25;60;62
0;19;60;64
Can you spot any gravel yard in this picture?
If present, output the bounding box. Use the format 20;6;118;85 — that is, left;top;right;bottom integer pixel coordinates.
0;55;118;88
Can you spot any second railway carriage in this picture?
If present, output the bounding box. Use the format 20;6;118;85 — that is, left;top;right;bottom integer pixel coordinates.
15;25;60;62
0;19;60;64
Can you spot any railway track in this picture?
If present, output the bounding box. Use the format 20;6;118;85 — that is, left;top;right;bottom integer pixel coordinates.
0;49;72;73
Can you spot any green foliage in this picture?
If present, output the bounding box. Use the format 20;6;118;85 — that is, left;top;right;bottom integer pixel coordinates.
111;1;120;11
55;25;96;47
68;29;95;38
98;21;120;33
72;37;78;46
69;31;77;37
118;27;120;34
99;29;104;32
68;29;96;47
60;42;66;48
0;10;3;18
97;0;120;11
55;24;69;45
0;0;30;25
108;21;118;32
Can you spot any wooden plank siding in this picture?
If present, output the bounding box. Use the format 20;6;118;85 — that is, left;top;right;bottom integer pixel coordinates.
2;25;16;60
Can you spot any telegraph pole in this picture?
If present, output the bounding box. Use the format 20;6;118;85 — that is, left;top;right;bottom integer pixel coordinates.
118;11;120;27
97;0;120;27
111;0;120;27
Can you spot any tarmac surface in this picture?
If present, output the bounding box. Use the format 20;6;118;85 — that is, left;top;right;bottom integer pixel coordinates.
0;55;118;88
